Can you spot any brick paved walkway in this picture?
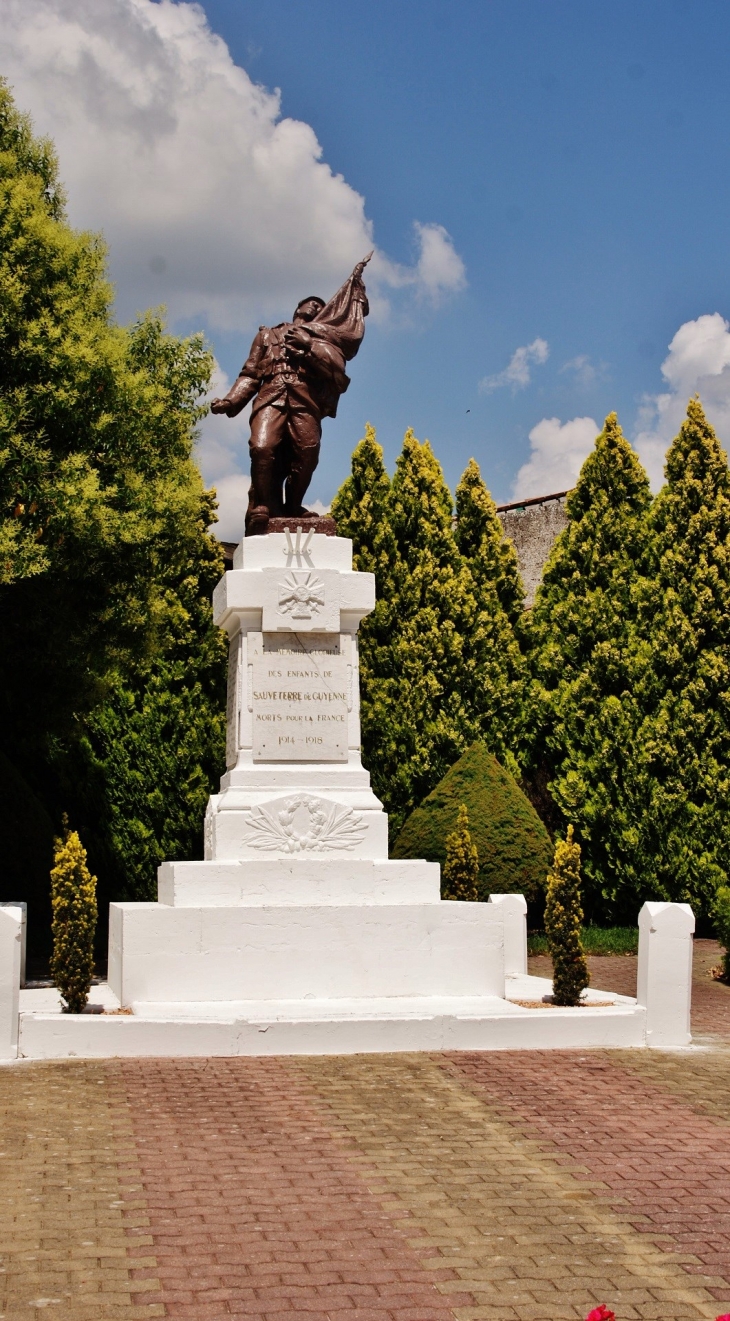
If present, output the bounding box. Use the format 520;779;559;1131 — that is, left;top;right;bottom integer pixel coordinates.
1;947;729;1321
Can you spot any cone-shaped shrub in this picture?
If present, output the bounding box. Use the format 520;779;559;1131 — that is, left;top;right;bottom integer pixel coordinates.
50;821;97;1013
712;885;730;981
545;825;589;1006
392;742;551;908
442;803;479;901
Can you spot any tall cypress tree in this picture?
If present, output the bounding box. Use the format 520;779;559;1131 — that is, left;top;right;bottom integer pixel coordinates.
454;458;527;773
380;430;480;834
527;414;652;918
455;457;524;623
331;424;402;815
630;398;730;917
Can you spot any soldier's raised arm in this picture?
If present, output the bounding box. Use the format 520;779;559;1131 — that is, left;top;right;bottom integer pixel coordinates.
210;330;265;417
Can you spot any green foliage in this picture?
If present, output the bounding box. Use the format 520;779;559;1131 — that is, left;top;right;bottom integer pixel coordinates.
527;414;652;919
442;803;479;901
626;398;730;919
455;456;524;623
0;80;216;756
60;524;226;901
454;459;528;771
528;926;638;956
0;82;226;926
544;825;589;1006
712;885;730;980
50;822;97;1013
333;430;528;837
379;429;480;832
331;424;404;819
392;742;552;907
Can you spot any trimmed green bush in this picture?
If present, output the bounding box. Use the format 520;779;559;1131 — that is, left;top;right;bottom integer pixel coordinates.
442;804;479;901
713;885;730;981
392;742;552;906
545;826;589;1006
50;822;98;1013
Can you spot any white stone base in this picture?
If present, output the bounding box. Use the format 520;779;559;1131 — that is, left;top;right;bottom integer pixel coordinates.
108;900;506;1005
15;977;647;1059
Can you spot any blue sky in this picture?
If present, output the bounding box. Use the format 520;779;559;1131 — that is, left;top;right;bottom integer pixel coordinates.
5;0;730;536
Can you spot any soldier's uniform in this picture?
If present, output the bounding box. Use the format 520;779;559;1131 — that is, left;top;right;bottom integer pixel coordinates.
224;321;348;525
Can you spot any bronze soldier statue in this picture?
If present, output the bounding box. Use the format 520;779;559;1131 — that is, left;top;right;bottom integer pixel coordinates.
211;254;372;535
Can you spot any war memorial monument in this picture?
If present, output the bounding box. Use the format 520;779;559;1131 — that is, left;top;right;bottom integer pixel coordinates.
1;260;694;1057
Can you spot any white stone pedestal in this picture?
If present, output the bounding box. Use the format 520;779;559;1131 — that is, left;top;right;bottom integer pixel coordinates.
108;531;509;1034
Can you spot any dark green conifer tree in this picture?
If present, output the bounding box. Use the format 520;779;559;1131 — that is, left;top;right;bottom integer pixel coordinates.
527;414;652;918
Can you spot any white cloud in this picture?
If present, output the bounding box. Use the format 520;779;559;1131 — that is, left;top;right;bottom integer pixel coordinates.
0;0;465;331
410;222;466;303
480;338;549;394
560;354;600;387
512;416;598;499
635;313;730;488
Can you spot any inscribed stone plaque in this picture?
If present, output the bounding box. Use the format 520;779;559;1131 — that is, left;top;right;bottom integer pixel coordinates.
252;634;348;761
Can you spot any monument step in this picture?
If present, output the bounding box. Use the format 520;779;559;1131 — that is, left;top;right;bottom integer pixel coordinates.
108;900;505;1006
158;857;440;907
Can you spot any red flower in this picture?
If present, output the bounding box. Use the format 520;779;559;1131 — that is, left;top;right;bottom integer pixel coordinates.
714;1314;730;1320
585;1308;615;1321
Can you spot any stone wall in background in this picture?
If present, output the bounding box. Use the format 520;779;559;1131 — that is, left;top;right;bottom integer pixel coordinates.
497;493;569;607
219;491;570;610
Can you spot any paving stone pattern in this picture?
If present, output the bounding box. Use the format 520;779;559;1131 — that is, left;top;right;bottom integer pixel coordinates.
0;950;729;1320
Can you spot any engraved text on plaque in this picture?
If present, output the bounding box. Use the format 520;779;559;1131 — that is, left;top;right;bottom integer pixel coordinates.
252;634;348;762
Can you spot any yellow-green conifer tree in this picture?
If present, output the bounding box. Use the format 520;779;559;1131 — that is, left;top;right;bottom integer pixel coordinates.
527;414;652;919
545;825;588;1006
455;458;528;774
630;399;730;918
50;822;98;1013
442;803;479;901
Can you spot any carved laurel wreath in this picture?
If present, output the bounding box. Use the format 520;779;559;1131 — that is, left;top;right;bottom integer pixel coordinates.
245;793;366;853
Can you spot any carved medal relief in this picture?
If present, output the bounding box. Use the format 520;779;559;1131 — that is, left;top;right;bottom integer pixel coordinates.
260;567;340;633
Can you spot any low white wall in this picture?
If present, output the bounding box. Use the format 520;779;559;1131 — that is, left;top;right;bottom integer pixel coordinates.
637;901;695;1048
0;907;22;1059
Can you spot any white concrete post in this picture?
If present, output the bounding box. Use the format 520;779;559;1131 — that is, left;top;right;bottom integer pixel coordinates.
637;901;695;1048
0;906;22;1059
0;903;26;986
488;893;528;976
